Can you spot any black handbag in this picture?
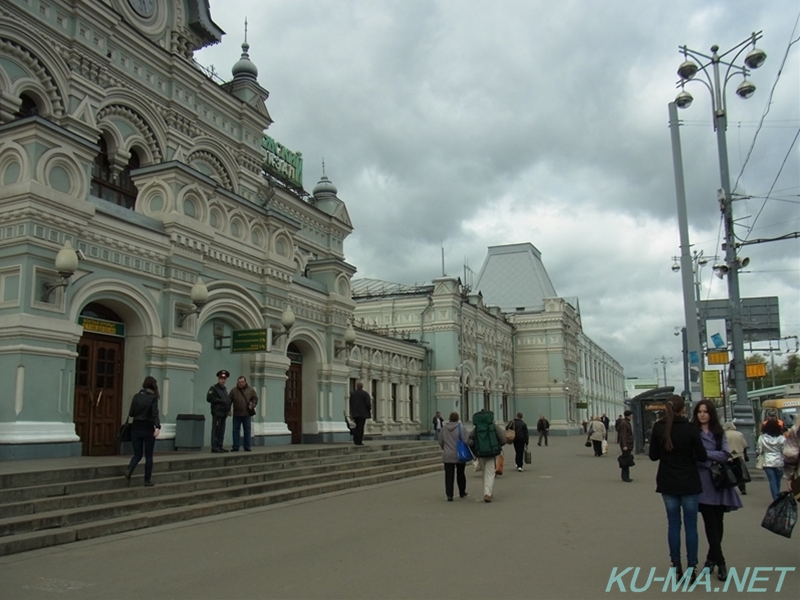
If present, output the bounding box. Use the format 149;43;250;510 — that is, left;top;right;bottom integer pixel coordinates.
710;458;750;489
617;453;635;468
117;418;132;442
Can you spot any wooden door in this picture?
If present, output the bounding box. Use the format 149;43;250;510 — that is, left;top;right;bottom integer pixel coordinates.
74;335;124;455
284;362;302;444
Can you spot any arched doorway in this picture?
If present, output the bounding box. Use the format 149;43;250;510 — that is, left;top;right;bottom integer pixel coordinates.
284;343;303;444
74;303;125;456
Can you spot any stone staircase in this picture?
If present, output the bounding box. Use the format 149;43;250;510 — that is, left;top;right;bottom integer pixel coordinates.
0;442;441;556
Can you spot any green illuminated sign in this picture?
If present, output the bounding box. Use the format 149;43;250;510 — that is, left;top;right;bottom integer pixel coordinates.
231;329;267;353
261;135;303;188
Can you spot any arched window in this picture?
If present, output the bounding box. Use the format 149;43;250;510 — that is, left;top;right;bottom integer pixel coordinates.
90;137;139;209
14;94;39;119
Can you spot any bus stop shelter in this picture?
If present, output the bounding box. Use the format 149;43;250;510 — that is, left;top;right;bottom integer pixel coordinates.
628;386;675;454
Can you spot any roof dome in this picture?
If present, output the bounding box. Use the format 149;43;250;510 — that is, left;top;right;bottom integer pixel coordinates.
232;41;258;79
313;174;338;196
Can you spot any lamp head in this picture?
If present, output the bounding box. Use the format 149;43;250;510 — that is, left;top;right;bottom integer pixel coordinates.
675;90;693;109
344;323;357;346
736;79;756;100
744;47;767;70
280;306;296;331
677;59;699;80
54;241;79;278
671;262;680;273
190;278;209;307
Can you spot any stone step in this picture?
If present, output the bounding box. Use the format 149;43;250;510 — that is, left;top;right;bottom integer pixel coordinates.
0;447;440;519
0;442;435;490
0;463;441;556
0;443;442;556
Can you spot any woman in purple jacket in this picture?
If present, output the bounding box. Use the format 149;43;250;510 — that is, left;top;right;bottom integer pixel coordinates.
693;400;742;582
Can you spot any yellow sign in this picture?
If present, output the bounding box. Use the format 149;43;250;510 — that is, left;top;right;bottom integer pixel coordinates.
746;363;767;378
707;350;729;365
702;371;722;398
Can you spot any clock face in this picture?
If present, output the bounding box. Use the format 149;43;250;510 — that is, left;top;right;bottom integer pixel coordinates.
128;0;156;18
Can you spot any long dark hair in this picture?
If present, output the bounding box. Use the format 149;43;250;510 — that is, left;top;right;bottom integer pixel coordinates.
693;399;724;447
142;376;159;400
661;394;685;451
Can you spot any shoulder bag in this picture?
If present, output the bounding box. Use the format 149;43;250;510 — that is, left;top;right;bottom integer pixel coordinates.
456;424;474;462
117;417;132;443
505;421;516;444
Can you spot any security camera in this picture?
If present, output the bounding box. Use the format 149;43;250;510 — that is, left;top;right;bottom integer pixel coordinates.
75;249;86;261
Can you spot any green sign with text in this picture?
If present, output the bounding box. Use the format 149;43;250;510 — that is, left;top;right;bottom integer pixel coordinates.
231;329;267;353
261;135;303;188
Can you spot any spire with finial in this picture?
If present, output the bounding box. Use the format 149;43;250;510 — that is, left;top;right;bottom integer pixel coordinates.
313;159;338;197
232;17;258;79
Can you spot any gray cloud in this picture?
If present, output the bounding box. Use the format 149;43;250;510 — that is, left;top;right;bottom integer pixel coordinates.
200;0;800;385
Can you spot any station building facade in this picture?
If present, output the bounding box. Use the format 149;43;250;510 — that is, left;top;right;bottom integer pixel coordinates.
0;0;369;459
0;0;623;459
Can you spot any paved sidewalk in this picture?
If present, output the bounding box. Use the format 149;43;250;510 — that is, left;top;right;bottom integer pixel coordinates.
0;440;797;599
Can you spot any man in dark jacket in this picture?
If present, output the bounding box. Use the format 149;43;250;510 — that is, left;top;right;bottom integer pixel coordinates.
229;375;258;451
536;415;550;447
510;413;530;471
618;410;634;482
207;370;231;452
349;380;371;446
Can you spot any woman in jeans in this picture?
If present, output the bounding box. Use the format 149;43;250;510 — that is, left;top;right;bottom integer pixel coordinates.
693;399;742;582
124;376;161;486
649;395;707;581
757;416;785;500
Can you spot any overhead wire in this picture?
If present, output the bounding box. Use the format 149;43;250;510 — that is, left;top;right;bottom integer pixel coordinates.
731;15;800;242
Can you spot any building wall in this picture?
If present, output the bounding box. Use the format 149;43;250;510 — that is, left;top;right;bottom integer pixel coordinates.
0;0;358;459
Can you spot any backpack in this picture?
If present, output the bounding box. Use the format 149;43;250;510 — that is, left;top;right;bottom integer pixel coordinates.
472;410;501;457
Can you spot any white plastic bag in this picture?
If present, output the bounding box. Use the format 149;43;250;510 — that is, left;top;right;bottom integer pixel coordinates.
602;440;608;455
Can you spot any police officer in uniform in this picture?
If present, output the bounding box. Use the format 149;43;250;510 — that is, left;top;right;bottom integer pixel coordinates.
207;370;231;452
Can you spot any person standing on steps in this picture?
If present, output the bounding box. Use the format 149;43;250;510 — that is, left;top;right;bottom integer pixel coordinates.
229;375;258;452
207;370;231;453
349;380;371;446
124;376;161;487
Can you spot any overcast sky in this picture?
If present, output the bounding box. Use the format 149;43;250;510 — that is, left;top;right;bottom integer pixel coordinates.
197;1;800;388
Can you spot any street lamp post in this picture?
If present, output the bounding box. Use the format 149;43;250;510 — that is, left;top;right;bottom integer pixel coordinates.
673;32;767;409
655;356;673;388
671;249;714;398
675;327;690;398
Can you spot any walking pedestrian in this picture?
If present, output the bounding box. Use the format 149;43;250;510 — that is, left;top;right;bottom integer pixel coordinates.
600;413;610;440
536;414;550;447
207;369;231;452
432;411;444;441
509;412;529;471
617;409;634;482
783;420;800;496
756;418;785;501
229;375;258;452
468;409;507;502
438;412;470;501
723;422;749;495
693;399;742;582
124;376;161;487
349;380;371;446
649;394;708;582
588;417;606;457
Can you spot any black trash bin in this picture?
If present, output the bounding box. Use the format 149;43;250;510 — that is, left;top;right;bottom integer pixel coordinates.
175;414;205;451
